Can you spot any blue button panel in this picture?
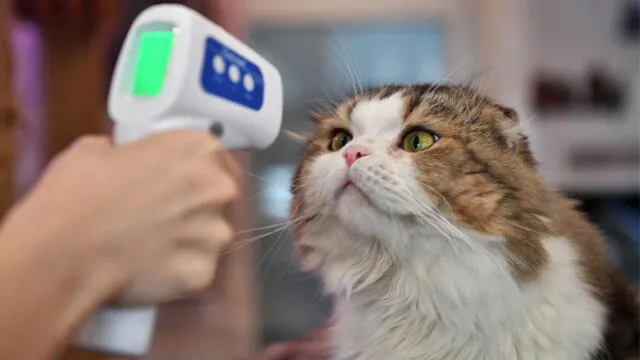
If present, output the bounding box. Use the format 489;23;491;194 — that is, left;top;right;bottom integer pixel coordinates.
200;37;264;111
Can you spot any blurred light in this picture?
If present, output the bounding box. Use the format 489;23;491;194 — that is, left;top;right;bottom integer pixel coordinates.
258;164;294;219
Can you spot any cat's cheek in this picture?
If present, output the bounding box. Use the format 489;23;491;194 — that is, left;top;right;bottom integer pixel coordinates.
295;238;325;271
306;154;348;206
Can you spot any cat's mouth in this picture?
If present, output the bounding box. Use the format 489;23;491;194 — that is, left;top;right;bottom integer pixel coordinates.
338;179;373;205
342;180;355;190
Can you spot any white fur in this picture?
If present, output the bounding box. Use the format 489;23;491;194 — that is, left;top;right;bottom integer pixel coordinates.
297;94;607;360
495;112;526;150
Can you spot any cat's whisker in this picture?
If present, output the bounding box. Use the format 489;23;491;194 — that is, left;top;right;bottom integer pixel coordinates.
304;97;341;109
494;214;547;237
304;99;337;118
420;183;456;218
224;222;292;254
406;194;477;255
377;170;473;254
243;170;274;185
317;86;343;115
327;37;362;96
226;214;317;254
244;188;269;202
440;60;467;84
332;48;358;96
257;222;290;274
423;61;467;99
283;129;311;144
400;196;463;255
341;45;363;95
234;220;293;235
462;68;490;95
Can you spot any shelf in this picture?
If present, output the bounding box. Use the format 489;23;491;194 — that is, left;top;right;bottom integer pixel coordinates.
526;115;639;194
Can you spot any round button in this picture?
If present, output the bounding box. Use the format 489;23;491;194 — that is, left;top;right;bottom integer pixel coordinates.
209;122;224;137
213;55;225;74
243;74;255;92
228;65;240;83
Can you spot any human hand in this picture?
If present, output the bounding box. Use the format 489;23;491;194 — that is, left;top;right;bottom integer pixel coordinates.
0;130;240;307
253;322;333;360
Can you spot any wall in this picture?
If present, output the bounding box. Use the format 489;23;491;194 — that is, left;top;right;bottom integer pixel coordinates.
472;0;639;193
530;0;638;78
246;0;459;22
524;0;639;193
245;0;477;85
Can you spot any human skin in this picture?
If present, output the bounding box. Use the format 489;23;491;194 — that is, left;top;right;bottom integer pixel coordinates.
254;317;335;360
0;130;240;360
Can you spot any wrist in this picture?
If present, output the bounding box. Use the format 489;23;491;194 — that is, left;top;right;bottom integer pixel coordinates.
59;255;129;335
0;211;128;346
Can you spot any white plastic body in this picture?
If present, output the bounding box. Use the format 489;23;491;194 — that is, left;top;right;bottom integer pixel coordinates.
109;3;282;149
75;307;157;356
73;3;282;357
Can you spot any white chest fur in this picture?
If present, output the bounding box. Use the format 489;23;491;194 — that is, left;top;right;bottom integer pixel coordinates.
322;235;606;360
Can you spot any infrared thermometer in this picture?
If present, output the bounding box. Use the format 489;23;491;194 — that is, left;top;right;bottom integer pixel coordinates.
74;3;282;356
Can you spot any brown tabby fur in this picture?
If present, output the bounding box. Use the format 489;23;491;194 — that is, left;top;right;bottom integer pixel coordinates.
290;83;639;359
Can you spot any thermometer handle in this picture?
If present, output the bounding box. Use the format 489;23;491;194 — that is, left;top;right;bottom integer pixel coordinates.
74;306;157;356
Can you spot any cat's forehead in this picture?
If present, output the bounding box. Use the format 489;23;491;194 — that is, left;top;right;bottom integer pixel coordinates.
350;92;406;136
313;84;502;138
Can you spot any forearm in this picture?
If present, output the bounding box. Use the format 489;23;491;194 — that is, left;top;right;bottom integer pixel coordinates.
0;227;121;359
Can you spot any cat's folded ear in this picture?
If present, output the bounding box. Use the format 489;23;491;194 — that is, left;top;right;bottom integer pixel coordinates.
490;105;537;167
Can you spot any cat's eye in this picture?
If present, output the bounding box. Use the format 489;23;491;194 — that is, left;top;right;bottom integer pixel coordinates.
401;130;438;152
329;130;352;151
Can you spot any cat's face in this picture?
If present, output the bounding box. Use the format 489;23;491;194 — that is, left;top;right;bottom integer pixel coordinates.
291;84;550;277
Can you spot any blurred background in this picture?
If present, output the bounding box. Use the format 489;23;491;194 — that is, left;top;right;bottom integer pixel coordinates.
1;0;638;359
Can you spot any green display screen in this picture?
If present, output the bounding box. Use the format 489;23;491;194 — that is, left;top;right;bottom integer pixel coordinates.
132;30;176;97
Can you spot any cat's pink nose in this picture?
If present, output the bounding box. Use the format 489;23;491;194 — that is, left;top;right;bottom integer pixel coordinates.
344;144;371;167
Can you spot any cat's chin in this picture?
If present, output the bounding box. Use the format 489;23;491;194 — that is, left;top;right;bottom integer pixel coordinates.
335;184;385;218
337;182;372;204
332;186;405;236
335;182;409;218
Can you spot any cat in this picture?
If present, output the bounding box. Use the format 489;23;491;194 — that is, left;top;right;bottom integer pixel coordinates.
285;84;639;360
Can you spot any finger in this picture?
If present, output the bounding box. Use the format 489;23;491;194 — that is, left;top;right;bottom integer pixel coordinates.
173;138;239;199
208;219;235;249
183;131;241;185
181;171;239;211
168;251;217;296
298;341;333;359
177;216;234;253
205;172;240;205
191;134;240;183
166;129;224;156
216;149;243;184
253;343;296;360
